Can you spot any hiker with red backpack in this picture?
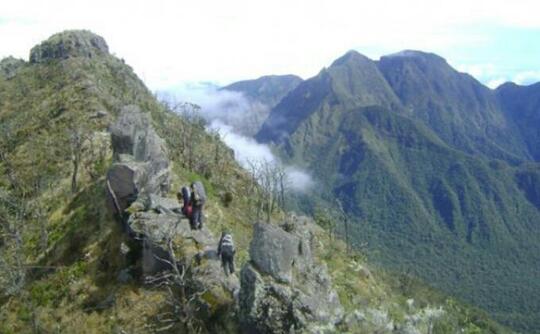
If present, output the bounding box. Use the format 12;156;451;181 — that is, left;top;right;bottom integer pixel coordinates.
177;186;192;219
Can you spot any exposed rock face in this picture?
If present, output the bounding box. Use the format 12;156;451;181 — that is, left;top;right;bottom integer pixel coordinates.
29;30;109;63
106;161;144;213
249;223;298;283
106;105;170;213
240;222;343;333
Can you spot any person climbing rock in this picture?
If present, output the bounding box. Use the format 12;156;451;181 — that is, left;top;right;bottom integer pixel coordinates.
217;230;235;276
190;181;206;230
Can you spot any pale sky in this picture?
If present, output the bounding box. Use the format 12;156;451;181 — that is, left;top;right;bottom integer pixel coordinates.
1;0;539;89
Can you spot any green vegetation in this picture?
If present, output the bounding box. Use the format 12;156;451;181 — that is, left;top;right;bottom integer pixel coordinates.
0;31;515;333
257;50;540;333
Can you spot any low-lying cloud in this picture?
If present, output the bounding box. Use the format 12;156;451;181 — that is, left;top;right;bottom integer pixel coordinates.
157;83;315;193
207;120;276;165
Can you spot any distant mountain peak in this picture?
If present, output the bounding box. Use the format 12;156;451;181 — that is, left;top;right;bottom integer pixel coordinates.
29;29;109;63
330;50;373;67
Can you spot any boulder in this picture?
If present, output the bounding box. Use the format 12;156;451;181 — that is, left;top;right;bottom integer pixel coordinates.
29;30;109;63
109;105;170;194
240;264;296;334
240;222;344;333
249;222;298;283
106;161;146;213
106;105;171;213
109;105;169;172
148;194;182;214
128;211;180;243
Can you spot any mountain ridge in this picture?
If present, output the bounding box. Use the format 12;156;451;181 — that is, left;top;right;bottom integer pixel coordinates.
254;49;540;332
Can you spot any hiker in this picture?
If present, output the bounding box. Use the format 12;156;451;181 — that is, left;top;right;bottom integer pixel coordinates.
217;231;235;276
176;186;192;219
190;181;206;230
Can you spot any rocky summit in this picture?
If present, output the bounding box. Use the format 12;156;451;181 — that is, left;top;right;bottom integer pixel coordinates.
29;30;109;63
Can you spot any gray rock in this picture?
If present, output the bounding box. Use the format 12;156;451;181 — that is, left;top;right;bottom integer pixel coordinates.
106;105;171;214
240;264;296;334
29;30;109;63
141;237;171;274
240;222;344;333
148;194;181;214
128;211;180;243
110;105;169;170
106;161;147;213
109;105;170;195
250;223;299;283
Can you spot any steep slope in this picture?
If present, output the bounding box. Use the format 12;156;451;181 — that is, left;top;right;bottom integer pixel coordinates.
377;50;529;163
256;50;540;333
256;51;401;147
0;30;248;333
0;31;511;333
333;107;540;328
497;82;540;161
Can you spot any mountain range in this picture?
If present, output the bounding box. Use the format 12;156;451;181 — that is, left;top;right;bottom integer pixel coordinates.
224;50;540;333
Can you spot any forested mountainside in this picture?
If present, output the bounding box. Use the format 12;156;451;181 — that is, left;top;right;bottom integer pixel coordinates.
0;30;510;333
256;50;540;333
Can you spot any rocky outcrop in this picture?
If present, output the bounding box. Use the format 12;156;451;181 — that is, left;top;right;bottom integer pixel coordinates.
106;105;170;213
249;223;298;283
240;221;343;334
105;105;239;323
29;30;109;63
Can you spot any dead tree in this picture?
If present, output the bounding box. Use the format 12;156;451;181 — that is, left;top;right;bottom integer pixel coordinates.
67;126;89;194
246;159;288;223
142;221;205;333
336;199;351;255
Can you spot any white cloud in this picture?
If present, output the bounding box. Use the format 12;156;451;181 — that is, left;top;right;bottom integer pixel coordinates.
160;86;316;193
208;120;276;166
456;64;497;79
208;120;315;193
285;167;315;193
486;78;507;89
2;0;540;88
157;83;270;136
513;71;540;85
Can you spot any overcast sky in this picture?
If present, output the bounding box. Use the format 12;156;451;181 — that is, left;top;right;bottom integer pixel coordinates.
1;0;539;89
